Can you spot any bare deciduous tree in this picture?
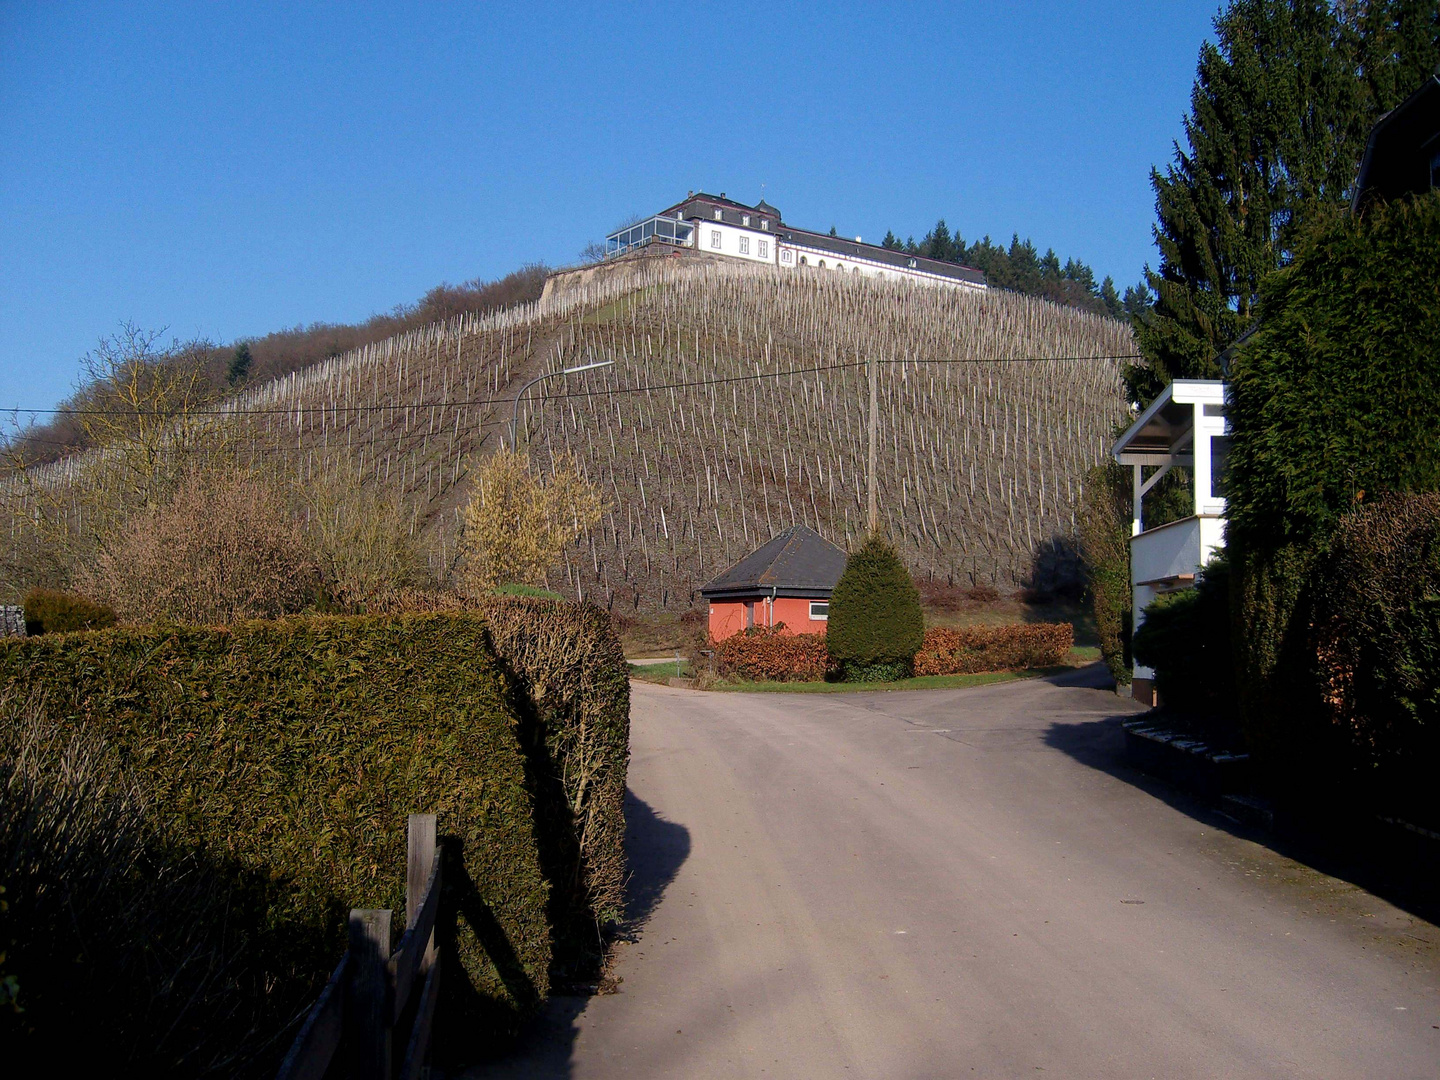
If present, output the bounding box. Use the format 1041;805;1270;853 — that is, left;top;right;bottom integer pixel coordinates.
460;450;603;592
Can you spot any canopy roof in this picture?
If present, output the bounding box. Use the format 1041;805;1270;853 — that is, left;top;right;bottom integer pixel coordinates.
701;525;847;600
1112;379;1225;465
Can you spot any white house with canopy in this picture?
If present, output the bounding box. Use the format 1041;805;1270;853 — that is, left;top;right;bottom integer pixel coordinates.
1112;379;1230;705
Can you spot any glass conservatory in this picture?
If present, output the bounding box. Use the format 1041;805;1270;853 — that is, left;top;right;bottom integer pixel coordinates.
605;214;694;257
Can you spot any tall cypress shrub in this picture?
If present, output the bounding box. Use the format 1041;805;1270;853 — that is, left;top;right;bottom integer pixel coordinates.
1227;192;1440;780
826;535;924;681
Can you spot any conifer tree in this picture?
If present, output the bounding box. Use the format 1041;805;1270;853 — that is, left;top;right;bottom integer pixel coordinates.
228;342;253;385
1129;0;1439;407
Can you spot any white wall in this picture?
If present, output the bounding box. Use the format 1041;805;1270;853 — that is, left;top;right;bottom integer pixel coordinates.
777;240;984;291
692;220;779;266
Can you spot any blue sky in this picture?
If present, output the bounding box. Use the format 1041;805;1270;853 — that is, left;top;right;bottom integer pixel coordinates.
0;2;1219;412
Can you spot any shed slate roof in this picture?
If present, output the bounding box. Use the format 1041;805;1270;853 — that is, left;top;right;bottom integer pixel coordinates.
701;525;847;600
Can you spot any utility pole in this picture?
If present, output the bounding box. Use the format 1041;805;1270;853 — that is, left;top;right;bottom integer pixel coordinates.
867;352;878;533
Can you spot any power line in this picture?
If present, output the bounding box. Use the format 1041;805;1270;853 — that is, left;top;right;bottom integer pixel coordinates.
3;353;1141;419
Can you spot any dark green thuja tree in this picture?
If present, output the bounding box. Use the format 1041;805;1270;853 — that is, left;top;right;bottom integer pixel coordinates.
1227;191;1440;786
826;534;924;681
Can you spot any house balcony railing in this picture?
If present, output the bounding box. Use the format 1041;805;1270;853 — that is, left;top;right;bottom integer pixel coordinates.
1130;515;1226;592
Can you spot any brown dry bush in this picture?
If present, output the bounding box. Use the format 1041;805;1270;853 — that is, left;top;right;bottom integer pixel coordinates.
80;469;319;625
913;623;1074;676
713;629;831;682
299;463;426;610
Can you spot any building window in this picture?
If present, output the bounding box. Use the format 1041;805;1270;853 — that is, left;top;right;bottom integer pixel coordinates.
745;601;755;628
714;209;723;220
742;214;750;226
782;249;793;264
809;601;829;620
908;258;917;268
818;259;826;269
738;236;750;255
760;219;769;231
852;266;860;274
799;256;807;265
710;230;722;249
758;240;768;259
835;263;843;271
1210;435;1232;499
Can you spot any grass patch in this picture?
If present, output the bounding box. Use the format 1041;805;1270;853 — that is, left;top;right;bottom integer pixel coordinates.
492;583;565;600
627;659;690;683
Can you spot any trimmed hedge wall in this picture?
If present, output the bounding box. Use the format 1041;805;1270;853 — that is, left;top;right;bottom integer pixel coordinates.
710;623;1073;683
0;613;552;1075
913;624;1074;676
714;628;830;682
477;596;630;983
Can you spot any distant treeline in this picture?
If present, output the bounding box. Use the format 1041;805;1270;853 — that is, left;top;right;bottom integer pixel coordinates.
873;220;1146;320
6;264;550;469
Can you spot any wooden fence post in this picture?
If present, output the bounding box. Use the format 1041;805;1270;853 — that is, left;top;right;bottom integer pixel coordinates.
345;908;392;1080
406;814;437;945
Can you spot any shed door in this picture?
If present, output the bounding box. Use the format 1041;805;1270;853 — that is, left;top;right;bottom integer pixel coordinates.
744;601;755;629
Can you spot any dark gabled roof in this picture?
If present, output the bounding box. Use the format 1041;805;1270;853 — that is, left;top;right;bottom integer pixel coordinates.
1352;75;1440;212
778;228;988;286
701;525;847;600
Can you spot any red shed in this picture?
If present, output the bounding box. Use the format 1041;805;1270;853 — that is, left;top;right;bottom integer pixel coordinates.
701;525;847;640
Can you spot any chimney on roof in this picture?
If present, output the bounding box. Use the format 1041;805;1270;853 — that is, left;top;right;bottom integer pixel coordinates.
720;192;726;199
687;190;693;197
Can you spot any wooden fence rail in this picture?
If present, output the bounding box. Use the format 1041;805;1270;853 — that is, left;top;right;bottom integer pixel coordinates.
277;813;442;1080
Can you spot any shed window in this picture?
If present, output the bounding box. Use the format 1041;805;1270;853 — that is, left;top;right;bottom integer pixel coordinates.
809;601;829;620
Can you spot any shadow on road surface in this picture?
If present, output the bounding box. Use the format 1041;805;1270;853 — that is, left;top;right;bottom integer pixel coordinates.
461;789;691;1078
1044;713;1440;928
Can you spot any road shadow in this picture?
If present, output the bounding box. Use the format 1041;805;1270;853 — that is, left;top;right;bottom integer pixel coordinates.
1043;712;1440;927
460;789;691;1079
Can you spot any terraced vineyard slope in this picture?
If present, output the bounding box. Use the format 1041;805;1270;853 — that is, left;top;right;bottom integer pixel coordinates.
7;259;1133;612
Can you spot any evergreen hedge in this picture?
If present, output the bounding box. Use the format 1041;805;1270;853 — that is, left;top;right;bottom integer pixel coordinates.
1077;461;1132;684
21;586;116;635
1227;192;1440;771
1131;556;1240;744
826;535;924;681
0;613;553;1075
477;596;630;984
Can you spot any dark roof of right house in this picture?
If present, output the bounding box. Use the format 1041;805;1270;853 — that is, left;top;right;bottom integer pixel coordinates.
700;525;847;600
1351;74;1440;212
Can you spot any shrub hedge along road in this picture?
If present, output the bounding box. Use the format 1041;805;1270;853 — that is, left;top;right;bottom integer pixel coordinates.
714;623;1073;683
479;596;630;984
912;623;1074;677
0;604;631;1075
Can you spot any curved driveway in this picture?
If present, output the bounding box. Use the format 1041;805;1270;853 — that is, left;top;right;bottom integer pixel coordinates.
476;668;1440;1078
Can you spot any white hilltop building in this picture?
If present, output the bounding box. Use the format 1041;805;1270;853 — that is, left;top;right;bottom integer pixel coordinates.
605;192;988;291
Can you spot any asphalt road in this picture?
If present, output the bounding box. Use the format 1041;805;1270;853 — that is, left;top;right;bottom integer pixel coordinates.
473;668;1440;1079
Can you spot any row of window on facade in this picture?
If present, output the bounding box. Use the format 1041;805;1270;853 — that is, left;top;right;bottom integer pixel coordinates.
709;229;768;259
